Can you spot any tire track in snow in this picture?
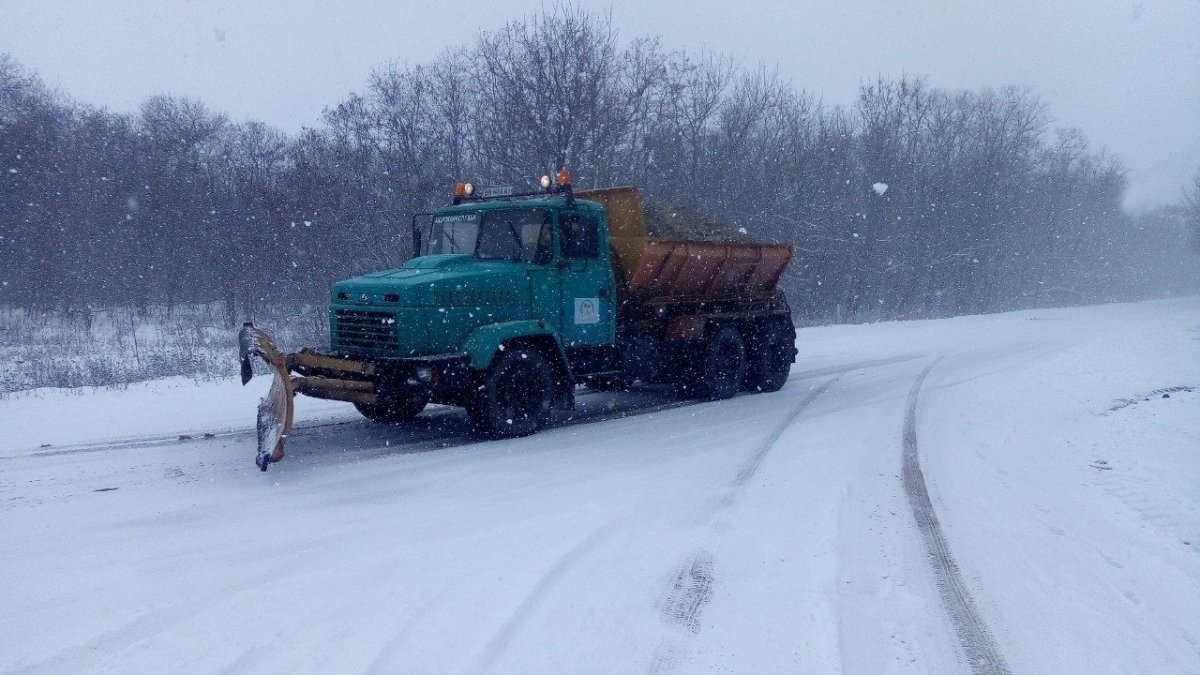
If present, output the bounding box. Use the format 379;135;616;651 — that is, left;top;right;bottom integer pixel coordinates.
361;584;457;675
732;377;839;489
7;555;301;674
650;377;837;674
902;360;1012;675
658;551;715;635
471;521;619;672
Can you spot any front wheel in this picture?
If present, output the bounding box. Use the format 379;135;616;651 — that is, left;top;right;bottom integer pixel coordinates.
467;346;554;437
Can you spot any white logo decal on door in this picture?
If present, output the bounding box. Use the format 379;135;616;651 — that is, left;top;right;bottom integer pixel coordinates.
574;298;600;324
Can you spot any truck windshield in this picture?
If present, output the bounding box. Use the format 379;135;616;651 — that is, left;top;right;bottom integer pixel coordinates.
428;212;480;255
475;209;551;263
427;208;552;263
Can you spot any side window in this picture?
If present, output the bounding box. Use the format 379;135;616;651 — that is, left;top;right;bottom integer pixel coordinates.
530;214;553;265
560;213;599;259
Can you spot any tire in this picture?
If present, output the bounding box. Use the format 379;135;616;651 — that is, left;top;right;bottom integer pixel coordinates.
467;346;554;437
746;318;795;393
354;394;428;424
676;323;747;400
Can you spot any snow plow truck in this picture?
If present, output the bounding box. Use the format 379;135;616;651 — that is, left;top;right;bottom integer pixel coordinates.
239;172;796;470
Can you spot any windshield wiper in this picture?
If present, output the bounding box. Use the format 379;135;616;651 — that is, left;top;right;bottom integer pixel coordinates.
505;222;523;261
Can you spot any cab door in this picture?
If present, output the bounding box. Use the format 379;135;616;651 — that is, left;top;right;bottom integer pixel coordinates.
556;209;616;348
522;210;561;332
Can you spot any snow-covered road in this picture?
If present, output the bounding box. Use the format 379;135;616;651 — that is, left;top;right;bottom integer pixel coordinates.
2;299;1197;674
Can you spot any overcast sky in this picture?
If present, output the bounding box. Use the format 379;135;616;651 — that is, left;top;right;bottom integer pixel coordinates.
2;0;1197;209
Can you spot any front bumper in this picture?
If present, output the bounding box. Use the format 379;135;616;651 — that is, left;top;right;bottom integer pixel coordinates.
291;349;473;403
239;323;473;471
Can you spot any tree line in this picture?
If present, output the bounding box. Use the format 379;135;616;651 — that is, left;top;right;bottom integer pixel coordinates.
1;6;1196;326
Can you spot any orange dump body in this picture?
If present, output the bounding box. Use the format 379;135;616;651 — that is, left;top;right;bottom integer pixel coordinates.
577;186;793;305
628;239;792;302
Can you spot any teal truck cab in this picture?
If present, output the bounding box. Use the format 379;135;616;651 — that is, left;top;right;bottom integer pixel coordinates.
239;172;796;470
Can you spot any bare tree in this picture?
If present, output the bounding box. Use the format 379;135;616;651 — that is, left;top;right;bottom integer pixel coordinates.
471;5;652;186
2;10;1185;332
1186;167;1200;253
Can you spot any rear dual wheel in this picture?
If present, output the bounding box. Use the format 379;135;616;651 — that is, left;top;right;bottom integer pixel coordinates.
677;324;747;400
745;318;794;393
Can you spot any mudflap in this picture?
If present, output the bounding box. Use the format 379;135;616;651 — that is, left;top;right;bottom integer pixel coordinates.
238;323;295;471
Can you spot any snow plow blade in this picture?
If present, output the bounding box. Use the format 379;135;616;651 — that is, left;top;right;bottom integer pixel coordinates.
238;323;383;471
238;323;295;471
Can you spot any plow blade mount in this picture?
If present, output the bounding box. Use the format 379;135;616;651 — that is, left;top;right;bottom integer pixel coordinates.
238;323;295;471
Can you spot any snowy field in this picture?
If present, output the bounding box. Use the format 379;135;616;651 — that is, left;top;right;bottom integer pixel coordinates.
2;298;1197;674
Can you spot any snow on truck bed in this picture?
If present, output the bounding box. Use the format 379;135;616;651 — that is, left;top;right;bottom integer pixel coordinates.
1;298;1197;674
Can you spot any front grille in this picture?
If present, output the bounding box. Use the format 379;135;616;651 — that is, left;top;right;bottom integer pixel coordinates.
335;309;399;350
